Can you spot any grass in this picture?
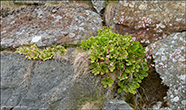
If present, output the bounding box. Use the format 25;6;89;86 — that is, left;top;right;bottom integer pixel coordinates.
1;1;27;9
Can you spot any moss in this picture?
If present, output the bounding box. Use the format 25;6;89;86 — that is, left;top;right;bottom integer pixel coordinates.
68;81;107;110
105;0;119;7
123;93;136;110
0;47;15;52
47;98;63;110
1;1;27;9
46;1;59;5
75;0;92;6
74;92;106;110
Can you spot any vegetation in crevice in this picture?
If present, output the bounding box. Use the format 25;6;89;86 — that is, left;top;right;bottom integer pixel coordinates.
1;1;181;109
80;26;150;94
14;44;66;61
124;57;169;110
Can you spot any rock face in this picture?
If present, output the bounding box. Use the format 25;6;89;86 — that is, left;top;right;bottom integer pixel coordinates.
1;4;103;48
1;1;186;110
112;1;185;45
13;0;46;5
1;49;115;110
13;0;70;5
91;0;105;13
147;32;186;110
102;99;133;110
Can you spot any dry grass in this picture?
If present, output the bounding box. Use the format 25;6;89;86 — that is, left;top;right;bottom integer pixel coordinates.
73;49;92;81
104;2;118;27
1;1;25;9
81;102;100;110
53;51;72;65
24;61;34;89
45;1;92;9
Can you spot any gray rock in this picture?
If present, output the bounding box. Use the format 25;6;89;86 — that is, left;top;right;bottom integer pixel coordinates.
1;50;114;109
102;99;133;110
1;4;102;48
13;0;45;5
181;100;186;105
147;32;186;109
69;33;75;38
91;0;105;13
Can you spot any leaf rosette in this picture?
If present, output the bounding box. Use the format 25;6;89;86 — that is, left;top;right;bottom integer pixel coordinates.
80;26;149;94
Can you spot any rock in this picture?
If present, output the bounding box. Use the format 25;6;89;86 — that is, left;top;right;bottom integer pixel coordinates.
13;0;45;5
102;99;133;110
112;1;185;45
1;49;115;109
91;0;105;13
13;0;70;5
1;4;103;49
104;2;117;27
147;32;186;110
46;0;69;4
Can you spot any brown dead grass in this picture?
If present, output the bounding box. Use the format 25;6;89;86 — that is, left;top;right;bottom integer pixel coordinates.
1;1;26;9
24;60;34;89
104;2;118;27
81;102;100;110
73;49;92;81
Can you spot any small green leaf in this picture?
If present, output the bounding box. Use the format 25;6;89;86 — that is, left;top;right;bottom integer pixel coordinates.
118;88;122;93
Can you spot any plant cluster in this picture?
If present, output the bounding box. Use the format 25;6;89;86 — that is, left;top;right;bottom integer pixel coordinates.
2;22;181;95
15;44;66;61
80;26;150;94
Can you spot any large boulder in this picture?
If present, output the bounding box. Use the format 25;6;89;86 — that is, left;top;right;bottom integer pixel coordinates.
1;48;115;110
106;1;185;45
147;32;186;110
1;3;103;48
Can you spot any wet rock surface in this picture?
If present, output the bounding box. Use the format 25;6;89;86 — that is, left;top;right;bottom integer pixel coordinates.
1;50;114;110
147;32;186;110
1;4;103;48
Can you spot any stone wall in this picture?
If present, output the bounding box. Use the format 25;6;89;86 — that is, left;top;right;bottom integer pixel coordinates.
1;0;185;109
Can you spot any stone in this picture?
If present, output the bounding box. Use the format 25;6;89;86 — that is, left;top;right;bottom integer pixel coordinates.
91;0;105;13
69;33;75;38
31;36;41;43
147;32;186;109
13;0;69;5
102;99;133;110
173;96;179;102
1;1;185;109
0;50;115;110
13;0;45;5
181;100;186;105
1;3;102;49
112;1;185;45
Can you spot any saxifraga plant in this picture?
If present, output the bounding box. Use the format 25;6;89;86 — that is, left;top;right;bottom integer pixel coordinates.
80;26;150;94
15;44;66;61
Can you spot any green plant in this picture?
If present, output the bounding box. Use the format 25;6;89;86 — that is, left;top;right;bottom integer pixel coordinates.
80;26;149;94
15;44;66;61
